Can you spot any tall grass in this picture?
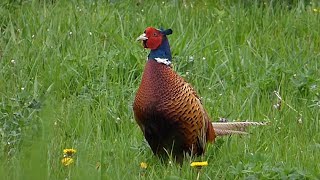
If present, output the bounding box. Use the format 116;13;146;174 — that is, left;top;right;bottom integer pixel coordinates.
0;0;319;179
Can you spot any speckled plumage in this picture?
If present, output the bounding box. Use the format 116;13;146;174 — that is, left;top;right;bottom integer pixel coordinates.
133;60;215;159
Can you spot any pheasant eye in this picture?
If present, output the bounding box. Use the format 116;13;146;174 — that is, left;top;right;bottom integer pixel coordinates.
153;33;157;36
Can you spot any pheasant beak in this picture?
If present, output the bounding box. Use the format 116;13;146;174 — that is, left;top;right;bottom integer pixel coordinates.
136;33;148;41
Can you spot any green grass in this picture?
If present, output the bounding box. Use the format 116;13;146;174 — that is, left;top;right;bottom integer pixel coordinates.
1;0;320;179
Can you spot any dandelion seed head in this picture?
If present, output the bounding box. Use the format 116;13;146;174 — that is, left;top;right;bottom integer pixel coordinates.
189;56;194;62
273;103;281;110
77;6;82;12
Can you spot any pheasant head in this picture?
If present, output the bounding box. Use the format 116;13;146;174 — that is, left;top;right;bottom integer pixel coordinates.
137;27;173;64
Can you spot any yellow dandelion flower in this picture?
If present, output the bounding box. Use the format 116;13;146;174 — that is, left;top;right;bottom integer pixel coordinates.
63;148;77;156
61;157;74;166
190;161;208;167
313;8;318;12
140;162;148;169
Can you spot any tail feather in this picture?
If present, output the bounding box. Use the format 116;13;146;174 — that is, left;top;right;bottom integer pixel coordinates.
212;121;268;136
214;129;249;136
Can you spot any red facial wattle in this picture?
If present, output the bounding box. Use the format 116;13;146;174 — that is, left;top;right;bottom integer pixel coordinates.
137;27;163;50
145;33;162;50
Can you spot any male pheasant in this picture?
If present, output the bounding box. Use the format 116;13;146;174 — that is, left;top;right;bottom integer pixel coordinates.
133;27;266;162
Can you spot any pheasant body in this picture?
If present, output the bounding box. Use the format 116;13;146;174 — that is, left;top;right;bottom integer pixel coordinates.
133;59;215;158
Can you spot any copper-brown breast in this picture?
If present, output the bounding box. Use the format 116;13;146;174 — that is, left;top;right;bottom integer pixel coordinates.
133;60;215;157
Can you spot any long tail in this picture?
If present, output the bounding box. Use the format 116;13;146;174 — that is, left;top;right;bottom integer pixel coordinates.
212;121;268;136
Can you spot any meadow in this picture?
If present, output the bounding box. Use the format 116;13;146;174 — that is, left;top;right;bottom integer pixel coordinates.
0;0;319;179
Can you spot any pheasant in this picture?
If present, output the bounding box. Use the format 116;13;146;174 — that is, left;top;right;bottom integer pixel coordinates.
133;27;266;162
